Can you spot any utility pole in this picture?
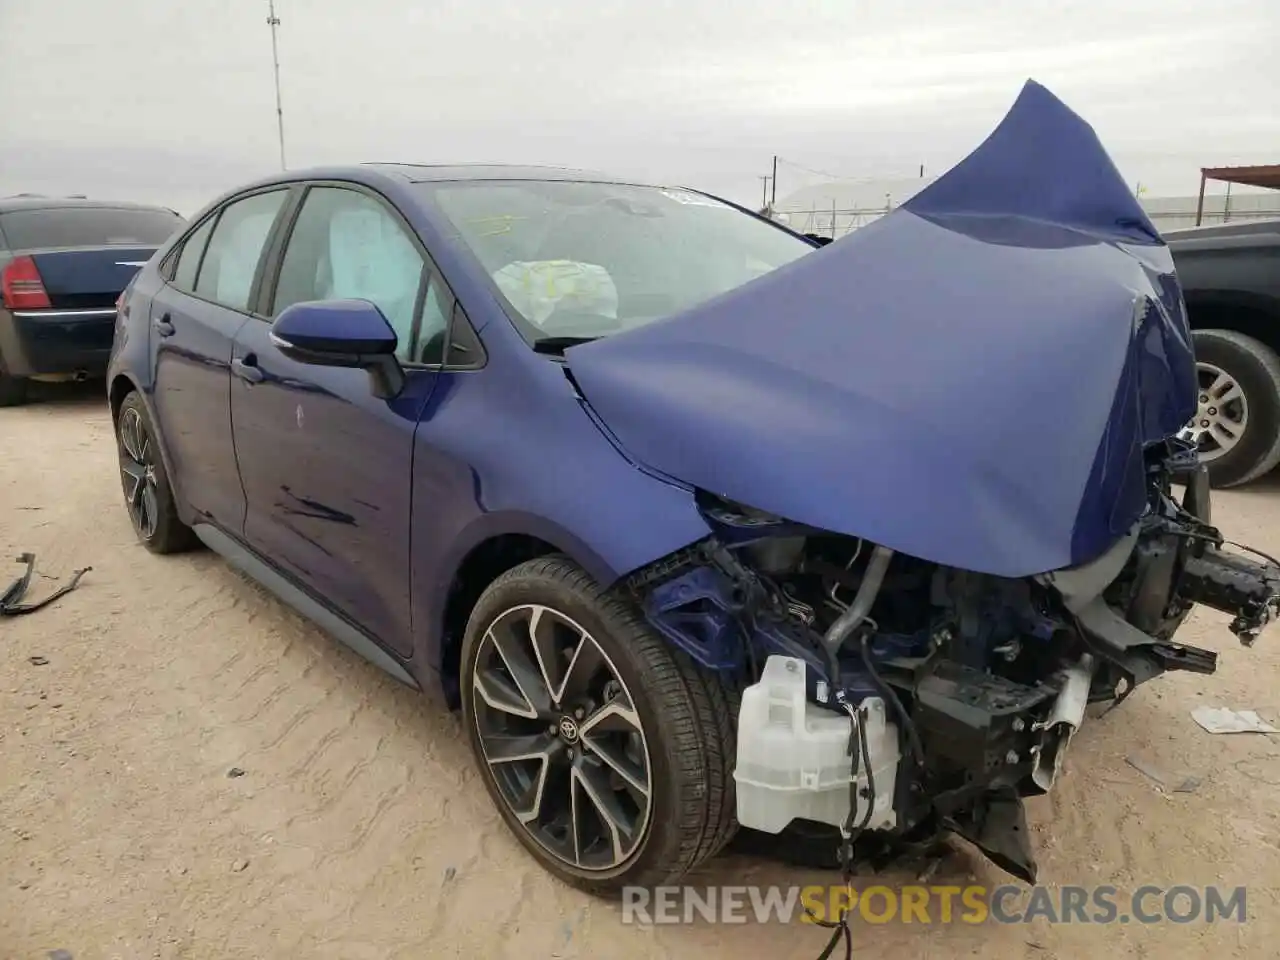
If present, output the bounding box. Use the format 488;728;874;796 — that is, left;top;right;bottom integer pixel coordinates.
771;155;778;207
266;0;287;170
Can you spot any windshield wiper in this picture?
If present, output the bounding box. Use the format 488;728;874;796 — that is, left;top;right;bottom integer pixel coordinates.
532;335;598;354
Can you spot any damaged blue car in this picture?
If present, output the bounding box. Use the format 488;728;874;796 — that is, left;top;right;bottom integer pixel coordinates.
107;80;1280;895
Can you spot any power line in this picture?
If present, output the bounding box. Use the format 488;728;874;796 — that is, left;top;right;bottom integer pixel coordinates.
775;157;855;181
775;156;928;184
266;0;286;170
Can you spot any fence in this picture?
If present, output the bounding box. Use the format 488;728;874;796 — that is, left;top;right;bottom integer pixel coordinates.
772;193;1280;239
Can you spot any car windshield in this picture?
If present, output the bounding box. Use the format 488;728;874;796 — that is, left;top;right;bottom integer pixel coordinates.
420;180;811;344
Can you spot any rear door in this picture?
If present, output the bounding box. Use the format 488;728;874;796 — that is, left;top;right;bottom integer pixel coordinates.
230;182;448;656
150;188;293;532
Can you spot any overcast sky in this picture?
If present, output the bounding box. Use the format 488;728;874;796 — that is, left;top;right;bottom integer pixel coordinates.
1;0;1276;215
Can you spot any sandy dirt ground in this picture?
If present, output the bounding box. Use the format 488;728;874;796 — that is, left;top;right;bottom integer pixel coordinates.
4;385;1280;959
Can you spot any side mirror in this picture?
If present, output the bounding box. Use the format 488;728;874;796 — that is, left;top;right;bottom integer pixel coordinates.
269;299;405;399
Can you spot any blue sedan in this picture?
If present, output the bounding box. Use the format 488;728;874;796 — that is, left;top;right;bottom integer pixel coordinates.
108;81;1280;895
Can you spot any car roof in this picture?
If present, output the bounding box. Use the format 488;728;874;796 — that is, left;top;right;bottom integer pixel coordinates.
0;196;180;216
184;163;720;230
361;162;658;187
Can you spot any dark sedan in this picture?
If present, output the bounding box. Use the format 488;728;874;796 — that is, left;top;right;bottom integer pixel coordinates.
0;197;184;405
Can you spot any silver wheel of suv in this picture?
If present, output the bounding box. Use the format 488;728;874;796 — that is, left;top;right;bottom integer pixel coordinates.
1179;360;1248;463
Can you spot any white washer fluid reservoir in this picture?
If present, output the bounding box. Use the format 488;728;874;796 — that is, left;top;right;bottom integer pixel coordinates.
734;655;900;834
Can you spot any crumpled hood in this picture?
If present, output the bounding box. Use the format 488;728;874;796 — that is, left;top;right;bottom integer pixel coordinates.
565;81;1197;578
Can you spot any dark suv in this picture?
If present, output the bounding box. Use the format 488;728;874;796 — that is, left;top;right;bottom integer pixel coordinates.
0;197;184;405
1165;218;1280;487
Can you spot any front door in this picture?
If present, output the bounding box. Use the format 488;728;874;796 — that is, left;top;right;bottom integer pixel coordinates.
150;188;290;531
230;184;455;657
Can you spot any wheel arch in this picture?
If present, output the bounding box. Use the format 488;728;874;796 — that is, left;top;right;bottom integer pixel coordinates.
428;512;634;708
1183;290;1280;357
108;372;138;424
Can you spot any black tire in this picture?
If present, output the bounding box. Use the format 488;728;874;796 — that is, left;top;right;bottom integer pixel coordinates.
1189;329;1280;488
460;555;738;897
114;391;198;554
730;819;844;871
0;360;27;407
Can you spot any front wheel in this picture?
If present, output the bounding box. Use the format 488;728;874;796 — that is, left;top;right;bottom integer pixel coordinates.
1181;329;1280;488
460;556;738;896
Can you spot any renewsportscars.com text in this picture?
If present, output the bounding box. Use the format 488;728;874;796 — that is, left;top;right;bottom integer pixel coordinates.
621;884;1248;926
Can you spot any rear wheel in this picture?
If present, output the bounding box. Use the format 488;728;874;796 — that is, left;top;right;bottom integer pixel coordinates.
0;357;27;407
114;391;197;553
1180;329;1280;488
460;556;737;896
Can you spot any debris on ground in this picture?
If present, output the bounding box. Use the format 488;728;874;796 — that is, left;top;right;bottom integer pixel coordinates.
28;656;49;666
1191;707;1278;735
1124;755;1201;793
232;859;250;873
227;767;246;778
916;853;946;884
1;553;90;617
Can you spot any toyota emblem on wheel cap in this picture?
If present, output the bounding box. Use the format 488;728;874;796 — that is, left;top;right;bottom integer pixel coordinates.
558;716;580;743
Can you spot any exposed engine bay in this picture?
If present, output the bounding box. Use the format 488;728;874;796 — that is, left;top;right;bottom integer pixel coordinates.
624;438;1280;883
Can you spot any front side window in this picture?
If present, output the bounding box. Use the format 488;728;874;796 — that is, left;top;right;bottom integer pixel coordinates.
420;180;811;345
195;190;288;311
414;275;454;364
273;186;429;361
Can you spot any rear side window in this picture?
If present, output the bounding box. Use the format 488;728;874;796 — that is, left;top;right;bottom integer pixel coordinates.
194;190;288;312
0;207;182;249
172;217;216;292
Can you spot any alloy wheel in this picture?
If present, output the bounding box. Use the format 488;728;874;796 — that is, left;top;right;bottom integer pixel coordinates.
1179;361;1248;463
471;603;653;871
118;407;160;540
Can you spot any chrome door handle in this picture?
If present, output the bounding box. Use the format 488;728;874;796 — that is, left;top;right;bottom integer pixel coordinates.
231;356;264;384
